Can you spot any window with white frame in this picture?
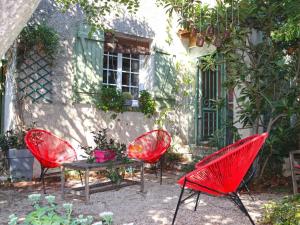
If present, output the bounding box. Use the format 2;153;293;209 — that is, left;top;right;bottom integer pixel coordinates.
103;52;140;100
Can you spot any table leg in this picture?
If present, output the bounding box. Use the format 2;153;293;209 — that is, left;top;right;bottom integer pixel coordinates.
85;168;90;203
61;166;65;200
140;162;144;193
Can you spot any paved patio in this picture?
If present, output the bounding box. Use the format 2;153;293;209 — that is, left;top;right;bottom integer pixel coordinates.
0;173;280;225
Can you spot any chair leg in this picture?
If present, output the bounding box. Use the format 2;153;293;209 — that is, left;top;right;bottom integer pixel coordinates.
40;167;48;194
78;170;83;185
231;193;255;225
160;157;163;185
172;178;186;225
194;192;201;211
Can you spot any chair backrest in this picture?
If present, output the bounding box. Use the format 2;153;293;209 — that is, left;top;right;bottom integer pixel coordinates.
195;134;262;168
127;129;171;163
25;129;77;168
178;132;268;196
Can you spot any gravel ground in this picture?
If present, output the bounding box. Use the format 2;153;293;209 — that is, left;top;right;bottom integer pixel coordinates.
0;173;282;225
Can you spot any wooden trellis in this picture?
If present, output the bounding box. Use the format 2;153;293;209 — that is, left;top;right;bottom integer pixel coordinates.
17;51;52;103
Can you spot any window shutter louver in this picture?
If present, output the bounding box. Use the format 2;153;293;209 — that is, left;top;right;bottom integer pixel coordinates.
153;51;177;108
73;24;104;103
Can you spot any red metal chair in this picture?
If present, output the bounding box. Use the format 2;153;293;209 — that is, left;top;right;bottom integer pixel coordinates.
25;129;79;193
127;129;171;184
172;132;268;225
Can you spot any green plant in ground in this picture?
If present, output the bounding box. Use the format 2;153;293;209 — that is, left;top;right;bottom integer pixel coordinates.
18;23;59;60
98;87;125;113
9;194;100;225
261;195;300;225
164;149;183;169
139;90;156;116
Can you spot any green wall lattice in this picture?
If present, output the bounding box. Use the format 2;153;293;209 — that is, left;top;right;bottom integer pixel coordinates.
17;51;52;103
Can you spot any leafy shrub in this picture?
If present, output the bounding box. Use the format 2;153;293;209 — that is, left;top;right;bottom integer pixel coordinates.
8;194;114;225
164;150;183;168
139;90;156;116
18;23;59;59
261;195;300;225
98;87;125;113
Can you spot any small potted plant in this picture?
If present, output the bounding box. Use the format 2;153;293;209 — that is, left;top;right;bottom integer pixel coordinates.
0;128;34;181
122;92;134;107
92;129;116;163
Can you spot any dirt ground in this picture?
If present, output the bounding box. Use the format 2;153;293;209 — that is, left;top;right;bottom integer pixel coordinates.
0;172;284;225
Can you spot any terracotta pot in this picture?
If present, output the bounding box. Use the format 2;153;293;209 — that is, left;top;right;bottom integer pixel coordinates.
224;30;231;39
196;35;205;47
206;25;214;37
177;29;190;39
213;37;222;48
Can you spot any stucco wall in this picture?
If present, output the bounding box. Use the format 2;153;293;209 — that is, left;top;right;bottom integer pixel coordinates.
21;0;194;160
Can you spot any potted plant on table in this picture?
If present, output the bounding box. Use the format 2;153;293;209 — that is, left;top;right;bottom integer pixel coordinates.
0;128;34;181
92;129;117;163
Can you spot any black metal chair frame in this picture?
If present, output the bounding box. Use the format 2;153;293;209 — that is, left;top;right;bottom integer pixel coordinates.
172;177;256;225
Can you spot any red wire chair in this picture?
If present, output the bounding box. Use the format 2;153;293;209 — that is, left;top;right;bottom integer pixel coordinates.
172;132;268;225
127;129;171;184
25;129;79;193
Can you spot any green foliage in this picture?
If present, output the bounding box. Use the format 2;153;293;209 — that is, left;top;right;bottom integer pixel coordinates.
8;194;111;225
55;0;140;31
18;23;59;59
139;90;156;116
0;128;28;153
261;195;300;225
122;92;133;101
98;87;125;113
81;129;128;164
164;149;183;168
162;0;300;179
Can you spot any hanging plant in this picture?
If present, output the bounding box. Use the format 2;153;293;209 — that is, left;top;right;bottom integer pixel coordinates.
18;23;60;60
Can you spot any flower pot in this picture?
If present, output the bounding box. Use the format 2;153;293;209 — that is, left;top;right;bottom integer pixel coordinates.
7;148;34;181
94;149;116;163
196;35;205;47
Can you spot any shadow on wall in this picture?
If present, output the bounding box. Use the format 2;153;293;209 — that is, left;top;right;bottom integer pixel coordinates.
109;10;155;38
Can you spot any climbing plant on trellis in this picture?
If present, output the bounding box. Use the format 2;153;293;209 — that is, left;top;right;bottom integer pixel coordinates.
17;50;52;103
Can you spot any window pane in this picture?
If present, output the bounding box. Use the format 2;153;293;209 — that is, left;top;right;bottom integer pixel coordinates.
131;60;139;73
103;70;107;83
109;55;117;70
103;55;108;68
131;73;139;86
131;88;139;99
108;71;117;84
123;54;130;58
123;58;130;72
131;54;139;59
122;73;130;85
122;86;129;92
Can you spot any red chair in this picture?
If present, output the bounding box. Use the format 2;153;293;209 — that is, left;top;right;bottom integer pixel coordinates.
127;129;171;184
172;133;268;225
25;129;79;193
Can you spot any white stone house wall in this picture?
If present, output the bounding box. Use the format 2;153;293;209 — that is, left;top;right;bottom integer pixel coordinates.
18;0;195;163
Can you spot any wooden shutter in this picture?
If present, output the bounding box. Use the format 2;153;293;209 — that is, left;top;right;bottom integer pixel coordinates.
73;24;104;103
154;51;177;108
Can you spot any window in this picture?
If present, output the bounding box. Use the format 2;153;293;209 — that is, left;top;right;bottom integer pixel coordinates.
103;52;140;100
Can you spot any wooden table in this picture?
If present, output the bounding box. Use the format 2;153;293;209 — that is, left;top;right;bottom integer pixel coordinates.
61;159;144;203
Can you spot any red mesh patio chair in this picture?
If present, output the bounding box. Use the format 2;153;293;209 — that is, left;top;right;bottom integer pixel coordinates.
195;134;261;197
172;132;268;225
127;129;171;184
25;129;79;193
